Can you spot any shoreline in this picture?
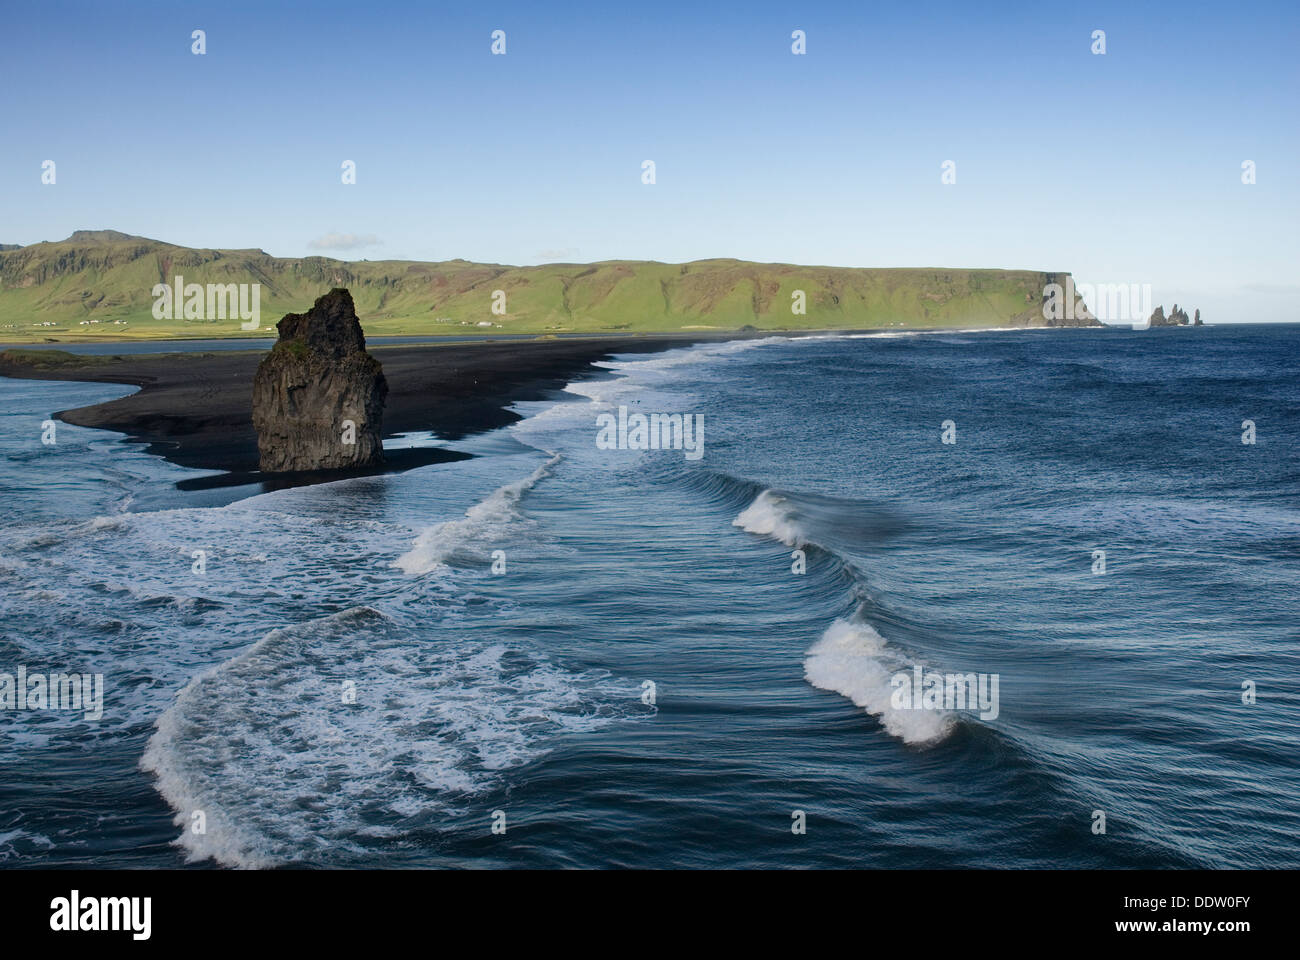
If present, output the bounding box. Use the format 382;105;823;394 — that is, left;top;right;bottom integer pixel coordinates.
0;319;1134;351
0;323;1123;489
0;334;723;483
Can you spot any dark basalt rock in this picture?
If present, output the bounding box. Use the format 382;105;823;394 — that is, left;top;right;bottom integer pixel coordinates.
252;288;387;472
1148;303;1200;327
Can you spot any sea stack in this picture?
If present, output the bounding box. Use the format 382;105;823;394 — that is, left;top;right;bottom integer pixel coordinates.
1147;303;1199;327
252;288;388;472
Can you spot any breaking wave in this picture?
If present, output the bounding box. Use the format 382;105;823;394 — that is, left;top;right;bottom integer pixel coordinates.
732;489;955;746
804;618;955;745
394;454;560;575
733;489;809;548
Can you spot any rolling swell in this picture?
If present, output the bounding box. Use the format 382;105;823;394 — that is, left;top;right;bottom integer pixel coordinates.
722;483;959;745
720;487;1208;864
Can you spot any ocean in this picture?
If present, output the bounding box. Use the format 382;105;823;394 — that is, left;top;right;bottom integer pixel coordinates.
1;325;1297;869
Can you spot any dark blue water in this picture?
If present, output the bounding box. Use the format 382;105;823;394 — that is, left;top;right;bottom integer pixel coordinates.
2;325;1297;868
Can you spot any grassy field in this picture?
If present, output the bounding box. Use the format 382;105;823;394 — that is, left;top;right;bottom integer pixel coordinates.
0;231;1091;342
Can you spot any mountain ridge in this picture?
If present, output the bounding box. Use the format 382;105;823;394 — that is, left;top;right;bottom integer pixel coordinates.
0;231;1101;340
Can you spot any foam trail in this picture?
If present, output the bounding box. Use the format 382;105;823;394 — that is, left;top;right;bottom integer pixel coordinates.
804;619;955;745
395;454;560;575
139;608;401;869
0;829;54;862
141;605;643;868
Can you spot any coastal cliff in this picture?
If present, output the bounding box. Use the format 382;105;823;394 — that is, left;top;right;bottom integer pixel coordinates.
252;289;387;472
0;231;1101;339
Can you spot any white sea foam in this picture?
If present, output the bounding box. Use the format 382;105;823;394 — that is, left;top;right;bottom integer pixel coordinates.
0;828;54;862
141;606;644;868
804;618;955;745
563;377;643;406
732;489;807;547
394;454;560;575
508;337;791;462
14;514;128;550
843;326;1048;339
557;338;787;408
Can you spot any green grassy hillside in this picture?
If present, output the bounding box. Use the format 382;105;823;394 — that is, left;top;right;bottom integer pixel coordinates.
0;231;1097;341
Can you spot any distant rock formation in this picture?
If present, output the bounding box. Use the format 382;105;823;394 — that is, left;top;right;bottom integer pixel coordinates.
252;288;387;472
1148;303;1201;327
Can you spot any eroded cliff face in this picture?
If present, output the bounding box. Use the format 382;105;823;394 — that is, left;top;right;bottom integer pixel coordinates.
1027;273;1105;327
252;288;387;472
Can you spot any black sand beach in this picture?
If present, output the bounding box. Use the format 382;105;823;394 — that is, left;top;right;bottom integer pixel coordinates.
0;336;712;483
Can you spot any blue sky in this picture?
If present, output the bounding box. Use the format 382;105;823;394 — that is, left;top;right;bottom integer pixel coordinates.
3;0;1297;321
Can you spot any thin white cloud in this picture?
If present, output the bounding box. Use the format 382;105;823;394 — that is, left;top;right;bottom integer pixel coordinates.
308;232;383;251
534;247;579;261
